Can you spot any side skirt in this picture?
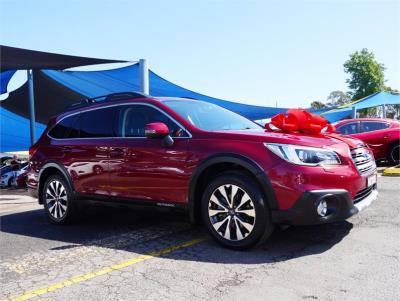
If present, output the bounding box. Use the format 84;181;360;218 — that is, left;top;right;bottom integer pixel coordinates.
74;193;188;212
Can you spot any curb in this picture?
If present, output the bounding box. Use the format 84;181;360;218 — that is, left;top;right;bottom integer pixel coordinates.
383;165;400;177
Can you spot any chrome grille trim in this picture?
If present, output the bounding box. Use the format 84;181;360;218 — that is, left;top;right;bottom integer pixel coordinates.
351;147;376;175
354;184;376;204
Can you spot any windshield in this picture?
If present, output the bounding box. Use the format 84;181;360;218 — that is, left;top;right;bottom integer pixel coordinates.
164;100;262;131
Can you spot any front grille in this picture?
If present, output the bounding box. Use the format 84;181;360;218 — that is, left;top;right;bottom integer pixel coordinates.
351;147;376;175
354;184;376;204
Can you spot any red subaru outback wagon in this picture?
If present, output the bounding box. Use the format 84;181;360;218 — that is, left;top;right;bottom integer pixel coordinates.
27;93;378;249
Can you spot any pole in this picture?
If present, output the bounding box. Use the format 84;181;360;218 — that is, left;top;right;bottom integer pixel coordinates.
382;104;386;118
139;59;149;94
27;69;36;145
352;106;357;119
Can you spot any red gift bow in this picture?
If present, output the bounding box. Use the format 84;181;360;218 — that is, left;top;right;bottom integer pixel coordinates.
266;109;336;135
265;109;361;148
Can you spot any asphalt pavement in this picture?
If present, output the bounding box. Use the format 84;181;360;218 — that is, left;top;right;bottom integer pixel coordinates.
0;172;399;301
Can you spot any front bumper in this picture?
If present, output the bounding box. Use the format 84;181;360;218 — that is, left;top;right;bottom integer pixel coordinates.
271;185;378;225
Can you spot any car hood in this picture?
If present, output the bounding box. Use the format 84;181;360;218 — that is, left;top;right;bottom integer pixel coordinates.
211;129;363;148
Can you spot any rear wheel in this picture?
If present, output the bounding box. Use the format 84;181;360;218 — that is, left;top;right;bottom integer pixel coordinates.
387;142;400;165
42;174;76;224
201;171;274;250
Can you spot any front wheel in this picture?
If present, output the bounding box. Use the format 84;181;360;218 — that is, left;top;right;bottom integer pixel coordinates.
42;174;76;224
387;142;400;165
201;171;274;250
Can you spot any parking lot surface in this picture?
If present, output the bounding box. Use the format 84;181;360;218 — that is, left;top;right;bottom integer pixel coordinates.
0;173;399;301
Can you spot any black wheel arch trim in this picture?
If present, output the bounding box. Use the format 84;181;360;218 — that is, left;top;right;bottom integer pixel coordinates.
38;162;74;203
188;153;278;223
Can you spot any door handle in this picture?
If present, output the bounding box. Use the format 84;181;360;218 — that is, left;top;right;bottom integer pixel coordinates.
383;135;389;139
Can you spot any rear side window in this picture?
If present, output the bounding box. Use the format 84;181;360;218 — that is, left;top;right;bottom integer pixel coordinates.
49;107;116;139
360;121;390;133
336;122;359;135
48;114;80;139
79;107;116;138
115;105;188;138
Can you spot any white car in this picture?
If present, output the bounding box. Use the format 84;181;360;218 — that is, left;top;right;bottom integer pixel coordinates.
0;165;28;187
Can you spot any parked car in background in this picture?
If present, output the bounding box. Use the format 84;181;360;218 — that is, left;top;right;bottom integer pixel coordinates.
0;155;12;167
0;165;12;176
0;163;28;187
27;93;378;249
334;118;400;165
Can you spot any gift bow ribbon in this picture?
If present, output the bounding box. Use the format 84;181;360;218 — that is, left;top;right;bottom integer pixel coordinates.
265;109;360;148
265;109;336;135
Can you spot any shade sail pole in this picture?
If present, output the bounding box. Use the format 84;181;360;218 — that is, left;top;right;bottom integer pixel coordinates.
382;104;386;118
27;69;36;145
139;59;149;94
352;106;357;118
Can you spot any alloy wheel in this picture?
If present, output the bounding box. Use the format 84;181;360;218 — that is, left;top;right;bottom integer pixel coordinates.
208;184;256;241
391;145;399;164
46;180;68;220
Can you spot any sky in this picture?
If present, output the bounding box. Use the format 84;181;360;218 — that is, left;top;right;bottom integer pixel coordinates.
0;0;399;108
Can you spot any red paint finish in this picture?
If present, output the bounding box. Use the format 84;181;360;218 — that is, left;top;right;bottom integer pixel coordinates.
144;122;170;138
28;96;377;213
107;138;189;202
334;118;400;160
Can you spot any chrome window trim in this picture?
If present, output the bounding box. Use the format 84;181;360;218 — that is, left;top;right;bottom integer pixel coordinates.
47;102;192;140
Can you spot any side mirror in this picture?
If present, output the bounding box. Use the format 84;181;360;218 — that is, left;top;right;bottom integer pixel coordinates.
145;122;170;138
145;122;174;147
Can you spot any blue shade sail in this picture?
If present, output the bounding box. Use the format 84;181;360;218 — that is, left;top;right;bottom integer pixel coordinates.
0;107;45;152
42;64;288;120
323;92;400;122
3;62;397;151
0;70;16;94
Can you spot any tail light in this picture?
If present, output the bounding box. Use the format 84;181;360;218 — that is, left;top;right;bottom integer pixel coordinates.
29;143;39;161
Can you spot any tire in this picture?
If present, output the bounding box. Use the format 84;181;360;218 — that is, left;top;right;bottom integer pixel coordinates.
42;174;76;224
201;171;274;250
387;142;400;165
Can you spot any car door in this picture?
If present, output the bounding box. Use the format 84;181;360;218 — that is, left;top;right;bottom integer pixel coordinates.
354;121;391;158
63;107;116;197
108;104;190;205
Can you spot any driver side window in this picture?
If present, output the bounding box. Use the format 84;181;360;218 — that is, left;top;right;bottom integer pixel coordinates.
115;105;188;138
337;122;359;135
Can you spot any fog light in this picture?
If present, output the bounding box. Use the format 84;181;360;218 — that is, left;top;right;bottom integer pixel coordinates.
317;199;328;217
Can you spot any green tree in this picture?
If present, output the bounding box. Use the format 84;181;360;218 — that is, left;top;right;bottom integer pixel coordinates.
344;48;385;100
384;86;399;94
326;90;351;107
310;101;327;109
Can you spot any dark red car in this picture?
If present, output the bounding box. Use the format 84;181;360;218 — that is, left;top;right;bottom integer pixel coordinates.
27;93;378;249
334;118;400;165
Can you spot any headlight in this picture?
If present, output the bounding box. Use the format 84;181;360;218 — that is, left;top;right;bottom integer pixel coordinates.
265;143;341;166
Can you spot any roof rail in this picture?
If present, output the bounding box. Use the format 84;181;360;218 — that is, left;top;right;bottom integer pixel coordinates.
66;91;148;111
66;98;97;111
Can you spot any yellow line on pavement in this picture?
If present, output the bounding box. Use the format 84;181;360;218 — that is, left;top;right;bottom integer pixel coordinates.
2;237;207;301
